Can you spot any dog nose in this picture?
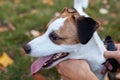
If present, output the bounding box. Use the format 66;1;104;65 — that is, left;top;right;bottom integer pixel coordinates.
23;44;31;54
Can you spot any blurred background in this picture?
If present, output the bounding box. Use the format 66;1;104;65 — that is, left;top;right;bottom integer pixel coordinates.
0;0;120;80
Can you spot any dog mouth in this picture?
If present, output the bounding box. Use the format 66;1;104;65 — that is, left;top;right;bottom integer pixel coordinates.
31;52;69;74
43;52;69;67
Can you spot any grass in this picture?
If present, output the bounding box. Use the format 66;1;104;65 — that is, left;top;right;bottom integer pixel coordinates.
0;0;120;80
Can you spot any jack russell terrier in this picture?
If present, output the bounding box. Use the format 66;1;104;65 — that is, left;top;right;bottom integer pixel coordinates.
23;0;110;80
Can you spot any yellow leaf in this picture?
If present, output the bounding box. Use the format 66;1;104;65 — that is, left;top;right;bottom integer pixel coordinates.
42;0;54;6
0;52;14;67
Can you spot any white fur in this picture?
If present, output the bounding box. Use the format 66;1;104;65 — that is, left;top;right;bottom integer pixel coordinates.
28;17;77;57
74;0;89;9
73;0;107;79
28;0;107;80
28;17;107;80
74;0;89;17
46;17;67;33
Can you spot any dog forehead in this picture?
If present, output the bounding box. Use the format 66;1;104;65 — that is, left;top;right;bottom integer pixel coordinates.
47;8;80;32
47;17;67;32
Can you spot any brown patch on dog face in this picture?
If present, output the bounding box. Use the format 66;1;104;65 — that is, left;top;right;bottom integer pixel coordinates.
48;7;98;45
46;8;78;28
48;8;82;45
53;17;79;45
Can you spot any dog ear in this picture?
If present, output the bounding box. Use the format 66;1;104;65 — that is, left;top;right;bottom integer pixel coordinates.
76;17;99;44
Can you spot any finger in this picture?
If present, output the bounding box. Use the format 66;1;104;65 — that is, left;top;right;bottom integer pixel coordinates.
104;51;114;59
116;73;120;79
104;51;120;64
115;44;120;50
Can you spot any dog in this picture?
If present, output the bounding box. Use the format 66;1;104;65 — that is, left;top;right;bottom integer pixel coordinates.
23;0;108;80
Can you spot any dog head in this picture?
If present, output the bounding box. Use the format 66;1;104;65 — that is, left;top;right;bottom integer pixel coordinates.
23;7;99;74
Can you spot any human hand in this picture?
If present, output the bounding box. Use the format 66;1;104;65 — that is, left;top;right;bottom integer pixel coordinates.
104;44;120;64
56;59;98;80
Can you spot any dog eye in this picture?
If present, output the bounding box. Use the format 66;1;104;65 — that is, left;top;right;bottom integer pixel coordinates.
49;32;63;41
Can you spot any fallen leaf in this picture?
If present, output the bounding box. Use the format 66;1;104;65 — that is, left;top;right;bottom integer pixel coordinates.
30;9;38;14
0;23;16;32
0;52;14;68
30;30;41;37
110;12;116;18
8;23;16;31
54;12;60;17
0;25;9;32
42;0;54;6
32;73;46;80
99;8;109;14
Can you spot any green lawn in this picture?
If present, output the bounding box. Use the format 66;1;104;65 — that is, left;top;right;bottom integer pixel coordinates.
0;0;120;80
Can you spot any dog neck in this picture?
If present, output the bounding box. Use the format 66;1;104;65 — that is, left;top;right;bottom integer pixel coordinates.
93;32;107;54
67;32;107;80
